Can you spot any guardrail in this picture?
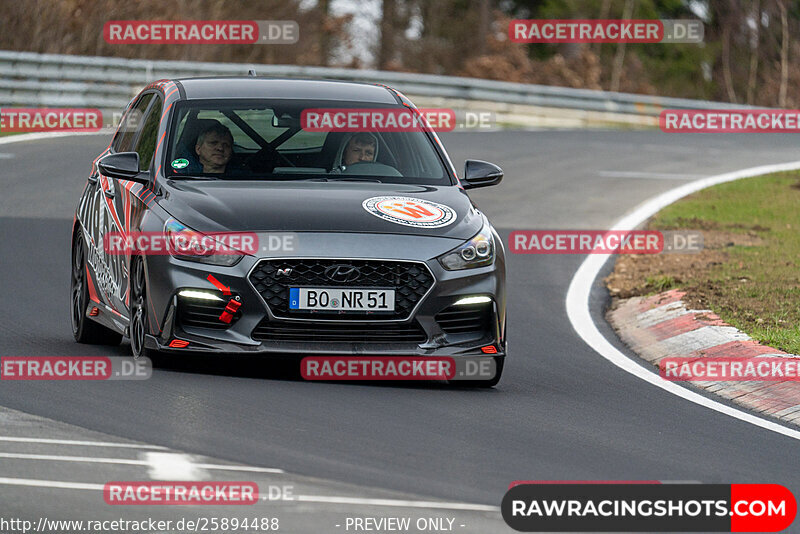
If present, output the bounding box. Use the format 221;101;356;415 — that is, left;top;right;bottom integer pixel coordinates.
0;50;751;128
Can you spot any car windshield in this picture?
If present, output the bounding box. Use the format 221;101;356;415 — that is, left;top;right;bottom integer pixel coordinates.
165;99;451;185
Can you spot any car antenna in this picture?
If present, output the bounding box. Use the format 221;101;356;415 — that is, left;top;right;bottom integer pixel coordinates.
248;68;257;77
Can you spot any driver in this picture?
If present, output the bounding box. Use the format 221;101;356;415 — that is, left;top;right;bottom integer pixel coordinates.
343;133;377;166
332;132;379;173
194;123;233;173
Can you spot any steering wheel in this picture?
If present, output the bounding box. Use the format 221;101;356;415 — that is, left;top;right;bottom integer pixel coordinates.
331;160;375;174
338;161;403;177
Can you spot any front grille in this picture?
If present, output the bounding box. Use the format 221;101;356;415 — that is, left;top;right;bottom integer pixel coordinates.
178;299;239;330
248;259;434;320
435;303;492;336
252;319;427;344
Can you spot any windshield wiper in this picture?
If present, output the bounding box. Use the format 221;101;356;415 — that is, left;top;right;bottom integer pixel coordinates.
326;177;384;183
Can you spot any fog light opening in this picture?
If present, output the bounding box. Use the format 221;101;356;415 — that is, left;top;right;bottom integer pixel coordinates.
454;296;492;306
178;289;224;301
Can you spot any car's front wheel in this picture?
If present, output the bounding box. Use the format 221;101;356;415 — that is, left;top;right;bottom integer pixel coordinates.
70;233;122;345
128;256;154;359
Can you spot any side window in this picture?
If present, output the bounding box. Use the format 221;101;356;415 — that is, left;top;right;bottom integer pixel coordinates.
134;97;163;171
114;93;154;153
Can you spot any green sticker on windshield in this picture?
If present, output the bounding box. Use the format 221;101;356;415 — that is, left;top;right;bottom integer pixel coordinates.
171;158;189;169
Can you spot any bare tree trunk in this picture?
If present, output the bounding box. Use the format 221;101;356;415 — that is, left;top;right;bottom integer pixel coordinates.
746;0;760;104
378;0;397;70
477;0;489;56
609;0;634;92
318;0;331;66
779;0;789;107
593;0;612;54
722;23;738;102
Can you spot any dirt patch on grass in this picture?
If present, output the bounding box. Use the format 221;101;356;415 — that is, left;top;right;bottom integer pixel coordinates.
605;230;764;299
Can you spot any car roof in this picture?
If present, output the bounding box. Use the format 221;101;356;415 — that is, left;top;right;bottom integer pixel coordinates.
174;77;399;104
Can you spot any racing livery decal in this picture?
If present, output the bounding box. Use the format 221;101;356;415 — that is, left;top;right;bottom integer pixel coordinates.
362;196;457;228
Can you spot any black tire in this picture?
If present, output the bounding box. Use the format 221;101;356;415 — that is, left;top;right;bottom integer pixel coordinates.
70;234;123;345
129;256;155;359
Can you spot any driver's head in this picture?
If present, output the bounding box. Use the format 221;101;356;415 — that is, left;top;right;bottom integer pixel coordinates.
195;124;233;173
343;133;377;166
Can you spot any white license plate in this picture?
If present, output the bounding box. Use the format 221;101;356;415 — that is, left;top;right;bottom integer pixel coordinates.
289;288;395;311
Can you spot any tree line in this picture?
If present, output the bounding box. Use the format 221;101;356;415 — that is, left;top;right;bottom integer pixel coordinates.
0;0;796;105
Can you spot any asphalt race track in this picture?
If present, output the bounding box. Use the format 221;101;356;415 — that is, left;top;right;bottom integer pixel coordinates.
1;130;799;531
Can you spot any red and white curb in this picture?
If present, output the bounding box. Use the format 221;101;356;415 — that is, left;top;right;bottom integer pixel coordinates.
608;289;800;426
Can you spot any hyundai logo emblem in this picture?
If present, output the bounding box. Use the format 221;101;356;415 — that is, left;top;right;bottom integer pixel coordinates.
324;264;361;283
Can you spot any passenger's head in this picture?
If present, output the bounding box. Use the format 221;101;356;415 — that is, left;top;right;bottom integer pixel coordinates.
195;124;233;173
343;133;377;166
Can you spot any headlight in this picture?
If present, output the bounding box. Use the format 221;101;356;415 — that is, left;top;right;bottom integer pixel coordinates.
438;220;495;270
164;218;244;267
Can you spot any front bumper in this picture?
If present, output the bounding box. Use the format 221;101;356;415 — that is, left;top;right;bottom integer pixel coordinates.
143;232;506;357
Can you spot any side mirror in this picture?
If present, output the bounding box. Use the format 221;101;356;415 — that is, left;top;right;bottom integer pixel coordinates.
462;160;503;189
97;152;147;183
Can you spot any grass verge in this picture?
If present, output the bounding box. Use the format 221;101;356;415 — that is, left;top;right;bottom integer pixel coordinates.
605;171;800;354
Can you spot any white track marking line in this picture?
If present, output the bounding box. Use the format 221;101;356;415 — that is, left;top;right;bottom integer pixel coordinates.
193;464;284;473
598;170;707;180
0;436;166;449
567;160;800;441
295;495;499;512
0;452;141;465
0;131;108;145
0;477;104;491
0;452;283;473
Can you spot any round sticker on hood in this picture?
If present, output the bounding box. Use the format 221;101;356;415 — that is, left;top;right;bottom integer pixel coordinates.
362;196;457;228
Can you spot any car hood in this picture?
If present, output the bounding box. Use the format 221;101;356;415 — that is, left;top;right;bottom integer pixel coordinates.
157;180;483;240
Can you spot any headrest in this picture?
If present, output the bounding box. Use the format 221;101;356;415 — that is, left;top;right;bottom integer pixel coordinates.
176;118;226;156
